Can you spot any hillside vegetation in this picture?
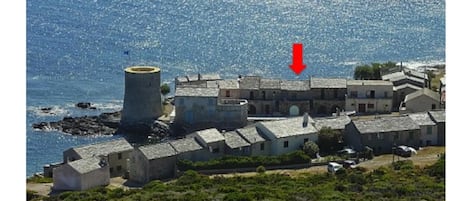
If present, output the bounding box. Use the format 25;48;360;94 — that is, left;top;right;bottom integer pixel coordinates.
30;154;445;201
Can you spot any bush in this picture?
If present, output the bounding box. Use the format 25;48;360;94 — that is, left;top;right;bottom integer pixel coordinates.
303;141;320;158
160;83;170;96
256;165;266;174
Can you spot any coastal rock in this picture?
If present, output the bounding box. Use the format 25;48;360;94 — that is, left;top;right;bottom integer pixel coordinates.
75;102;96;109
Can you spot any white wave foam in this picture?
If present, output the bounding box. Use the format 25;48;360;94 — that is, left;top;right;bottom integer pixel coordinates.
401;60;445;71
28;105;69;117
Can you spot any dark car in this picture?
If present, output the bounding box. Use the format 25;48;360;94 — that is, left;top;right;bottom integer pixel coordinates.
394;145;415;157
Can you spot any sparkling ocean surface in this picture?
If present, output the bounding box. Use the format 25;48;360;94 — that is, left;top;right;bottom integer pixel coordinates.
26;0;445;176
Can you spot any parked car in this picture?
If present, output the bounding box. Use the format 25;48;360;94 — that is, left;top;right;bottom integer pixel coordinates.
394;145;417;157
343;160;358;169
337;148;357;158
327;162;343;173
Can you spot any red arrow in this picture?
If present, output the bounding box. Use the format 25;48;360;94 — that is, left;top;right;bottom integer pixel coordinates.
289;43;307;75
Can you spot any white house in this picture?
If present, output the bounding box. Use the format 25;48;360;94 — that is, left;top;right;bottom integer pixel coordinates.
256;114;318;155
345;80;393;114
408;112;438;146
53;156;110;191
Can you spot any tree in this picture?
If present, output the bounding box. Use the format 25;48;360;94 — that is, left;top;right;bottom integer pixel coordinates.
317;127;343;154
303;141;320;158
161;83;170;96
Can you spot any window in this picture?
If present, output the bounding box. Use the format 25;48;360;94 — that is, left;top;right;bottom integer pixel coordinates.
226;90;231;97
432;104;436;109
260;142;265;151
110;168;114;174
304;138;309;143
283;141;289;148
321;89;325;99
367;104;374;109
118;153;122;160
117;165;122;171
366;90;375;98
426;127;432;135
350;91;358;98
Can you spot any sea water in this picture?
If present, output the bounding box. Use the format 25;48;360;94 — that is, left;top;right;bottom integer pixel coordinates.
26;0;445;176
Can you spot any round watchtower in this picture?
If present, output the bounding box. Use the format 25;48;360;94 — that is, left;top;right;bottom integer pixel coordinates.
121;66;163;128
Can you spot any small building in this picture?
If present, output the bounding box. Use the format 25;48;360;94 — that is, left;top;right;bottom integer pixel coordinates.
309;78;347;115
169;137;207;161
408;112;438;146
345;116;421;154
428;110;446;145
218;79;241;99
400;88;442;114
312;115;351;135
193;128;226;160
256;114;318;155
236;126;270;156
345;80;393;114
53;156;110;191
62;138;133;178
223;131;251;156
392;83;422;111
129;142;177;183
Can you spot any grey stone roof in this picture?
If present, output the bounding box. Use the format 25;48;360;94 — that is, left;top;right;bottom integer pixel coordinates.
428;110;445;123
206;80;219;88
138;142;177;160
405;69;428;80
201;74;222;81
393;83;422;91
196;128;225;144
176;76;189;83
177;74;221;82
312;115;351;130
353;116;420;134
70;138;133;159
260;79;281;89
187;74;199;82
408;112;436;126
382;71;405;81
236;126;266;143
68;157;106;174
280;80;310;91
224;131;250;149
218;79;239;89
169;137;203;153
405;88;440;102
239;76;260;90
257;116;318;139
347;80;393;86
175;87;219;97
310;78;346;89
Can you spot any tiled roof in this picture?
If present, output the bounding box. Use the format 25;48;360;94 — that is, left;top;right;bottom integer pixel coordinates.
239;76;260;90
312;115;351;130
70;138;133;159
218;79;239;89
393;83;422;91
196;128;225;144
138;142;177;160
236;126;266;143
352;116;420;134
382;71;405;81
257;116;318;139
310;78;346;89
169;138;203;153
404;88;440;102
408;112;436;126
260;79;281;89
347;80;393;86
280;80;310;91
68;157;106;174
175;87;219;97
224;131;250;149
428;110;445;123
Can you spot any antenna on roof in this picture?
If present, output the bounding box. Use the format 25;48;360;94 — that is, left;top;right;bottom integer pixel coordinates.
303;112;309;127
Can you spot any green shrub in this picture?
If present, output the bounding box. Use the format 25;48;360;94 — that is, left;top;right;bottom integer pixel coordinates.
27;175;53;183
256;165;266;174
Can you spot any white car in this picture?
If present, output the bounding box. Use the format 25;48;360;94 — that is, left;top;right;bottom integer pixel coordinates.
327;162;343;173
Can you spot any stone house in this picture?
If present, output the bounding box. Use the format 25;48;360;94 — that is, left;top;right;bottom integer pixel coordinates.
192;128;226;160
408;112;439;146
174;87;248;132
428;110;445;145
312;115;351;135
53;156;110;191
236;126;270;156
344;116;421;154
129;142;177;183
169;137;207;162
223;131;251;156
309;78;347;115
62;138;133;178
345;80;393;114
392;83;422;111
400;88;442;114
256;114;318;155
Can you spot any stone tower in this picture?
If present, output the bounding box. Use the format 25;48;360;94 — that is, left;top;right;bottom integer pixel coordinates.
121;66;163;128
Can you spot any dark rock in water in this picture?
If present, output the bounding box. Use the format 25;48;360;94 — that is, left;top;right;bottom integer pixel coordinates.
75;102;92;109
40;107;52;113
118;120;172;143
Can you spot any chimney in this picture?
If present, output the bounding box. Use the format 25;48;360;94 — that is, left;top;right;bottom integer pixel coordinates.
303;112;309;127
336;107;340;116
198;73;201;81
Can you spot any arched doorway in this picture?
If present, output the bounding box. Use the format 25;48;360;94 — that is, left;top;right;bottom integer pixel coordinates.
248;104;256;115
289;105;299;116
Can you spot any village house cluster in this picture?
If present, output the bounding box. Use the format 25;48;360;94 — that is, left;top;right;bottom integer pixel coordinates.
48;68;446;191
